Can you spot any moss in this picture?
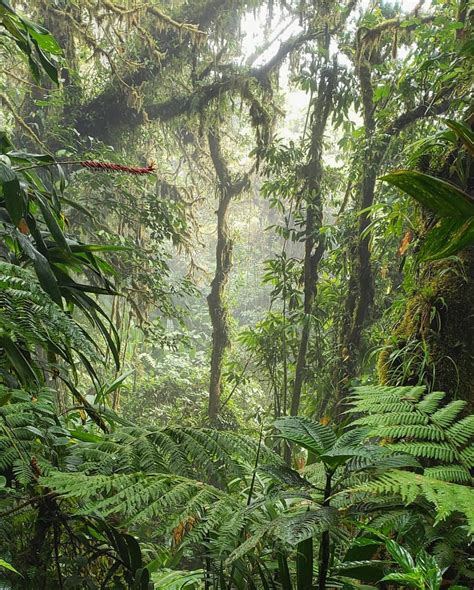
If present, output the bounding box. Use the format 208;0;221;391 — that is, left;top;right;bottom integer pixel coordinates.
378;248;474;411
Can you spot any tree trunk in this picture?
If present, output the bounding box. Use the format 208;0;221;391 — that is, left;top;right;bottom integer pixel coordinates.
331;57;378;414
207;127;249;424
290;61;336;419
329;45;453;418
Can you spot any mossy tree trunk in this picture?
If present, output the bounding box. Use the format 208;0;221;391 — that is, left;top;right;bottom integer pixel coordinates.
207;126;249;425
378;249;474;412
329;25;454;418
290;59;337;418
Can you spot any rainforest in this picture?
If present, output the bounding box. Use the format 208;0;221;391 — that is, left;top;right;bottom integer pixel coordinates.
0;0;473;588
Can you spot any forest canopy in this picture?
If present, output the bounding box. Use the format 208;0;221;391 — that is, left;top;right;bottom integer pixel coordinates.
0;0;473;588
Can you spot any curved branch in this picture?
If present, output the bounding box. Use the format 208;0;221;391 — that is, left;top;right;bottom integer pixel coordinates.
73;0;256;139
76;28;322;139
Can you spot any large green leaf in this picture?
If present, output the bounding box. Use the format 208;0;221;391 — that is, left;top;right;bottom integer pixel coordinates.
385;539;415;572
444;119;474;155
23;18;63;54
0;559;20;575
36;193;71;253
381;170;474;260
8;150;55;163
33;40;59;84
419;215;474;261
0;162;24;225
381;170;474;218
16;232;63;306
274;416;336;456
274;507;339;545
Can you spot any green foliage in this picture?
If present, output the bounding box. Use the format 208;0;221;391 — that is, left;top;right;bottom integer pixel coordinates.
382;118;474;261
0;0;62;83
0;0;473;588
350;385;473;483
0;262;96;383
274;416;337;458
0;559;20;575
120;350;209;426
354;470;474;532
348;385;474;533
151;568;203;589
379;538;471;590
381;169;474;260
0;147;122;372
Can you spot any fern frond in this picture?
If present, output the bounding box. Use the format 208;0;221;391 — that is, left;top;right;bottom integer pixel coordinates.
351;385;473;481
273;506;339;546
416;391;445;414
447;416;474;447
352;470;474;532
423;465;471;483
386;442;457;462
431;400;466;428
381;425;444;441
351;412;429;426
0;262;96;362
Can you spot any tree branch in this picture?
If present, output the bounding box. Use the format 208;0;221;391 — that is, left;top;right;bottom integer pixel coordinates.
146;29;322;124
385;91;453;137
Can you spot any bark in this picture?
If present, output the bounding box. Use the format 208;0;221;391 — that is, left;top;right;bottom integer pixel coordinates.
207;127;250;424
290;61;336;418
378;248;474;412
336;58;377;394
24;493;57;589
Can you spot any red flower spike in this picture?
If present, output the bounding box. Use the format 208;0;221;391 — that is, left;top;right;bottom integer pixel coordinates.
80;160;156;175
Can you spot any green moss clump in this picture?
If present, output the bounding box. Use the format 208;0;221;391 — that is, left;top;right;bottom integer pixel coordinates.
378;248;474;412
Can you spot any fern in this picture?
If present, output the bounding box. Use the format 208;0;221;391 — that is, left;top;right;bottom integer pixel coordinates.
0;262;96;357
353;470;474;532
350;385;473;483
69;424;278;485
0;262;100;391
0;387;58;480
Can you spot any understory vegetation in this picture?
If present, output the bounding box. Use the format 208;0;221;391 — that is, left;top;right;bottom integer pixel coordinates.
0;0;472;588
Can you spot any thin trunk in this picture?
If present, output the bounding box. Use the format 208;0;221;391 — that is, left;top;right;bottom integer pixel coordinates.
317;472;332;590
26;495;56;589
333;57;378;410
207;126;249;424
290;61;336;418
